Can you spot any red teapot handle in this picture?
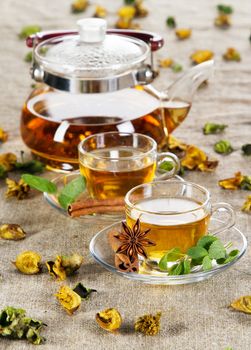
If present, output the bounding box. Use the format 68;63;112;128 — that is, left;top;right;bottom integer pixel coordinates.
26;29;164;52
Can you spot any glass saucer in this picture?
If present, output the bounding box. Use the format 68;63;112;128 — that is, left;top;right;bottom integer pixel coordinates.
89;219;247;285
43;171;184;221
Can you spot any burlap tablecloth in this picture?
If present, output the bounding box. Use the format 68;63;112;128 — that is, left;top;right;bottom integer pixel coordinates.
0;0;251;349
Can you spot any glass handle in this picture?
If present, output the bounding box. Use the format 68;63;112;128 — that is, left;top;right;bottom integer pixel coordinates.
155;152;180;180
210;202;236;235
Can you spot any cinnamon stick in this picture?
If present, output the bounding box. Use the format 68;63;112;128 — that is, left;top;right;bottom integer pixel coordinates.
69;205;125;217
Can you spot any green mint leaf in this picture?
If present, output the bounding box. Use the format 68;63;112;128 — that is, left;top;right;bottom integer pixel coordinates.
159;160;174;172
217;4;233;14
203;122;227;135
73;282;97;299
214;140;233;154
197;235;218;250
21;174;57;193
24;51;33;63
208;240;226;260
18;25;42;39
242;144;251;156
158;248;183;271
166;16;176;28
219;249;239;264
240;176;251;191
58;175;86;209
202;255;213;271
15;160;44;174
187;246;208;260
168;262;183;275
183;259;191;274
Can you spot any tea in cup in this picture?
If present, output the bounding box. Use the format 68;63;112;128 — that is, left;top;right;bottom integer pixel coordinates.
78;132;180;199
125;181;235;267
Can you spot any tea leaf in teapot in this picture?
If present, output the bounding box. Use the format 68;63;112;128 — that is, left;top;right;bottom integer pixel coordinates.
166;16;176;28
214;140;233;154
208;240;226;260
159;160;174;172
230;296;251;314
203;122;228;135
18;25;42;39
202;255;212;271
58;175;86;210
242;144;251;156
187;246;208;260
217;4;233;14
242;195;251;212
21;174;57;194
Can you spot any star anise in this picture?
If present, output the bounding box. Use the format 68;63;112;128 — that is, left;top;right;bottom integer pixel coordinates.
115;219;155;261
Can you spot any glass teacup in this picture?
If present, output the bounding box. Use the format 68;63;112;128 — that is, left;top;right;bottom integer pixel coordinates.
78;132;180;199
125;180;236;268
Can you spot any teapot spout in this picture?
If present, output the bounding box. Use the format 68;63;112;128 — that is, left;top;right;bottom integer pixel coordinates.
167;60;214;102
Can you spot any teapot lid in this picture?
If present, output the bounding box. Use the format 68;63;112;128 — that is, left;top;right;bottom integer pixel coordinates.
33;18;151;93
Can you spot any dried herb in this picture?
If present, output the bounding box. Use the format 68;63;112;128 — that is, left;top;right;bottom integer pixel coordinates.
0;224;26;240
5;178;30;200
135;312;161;336
217;4;233;14
73;283;97;299
242;195;251;212
0;153;17;172
223;48;241;62
175;28;192;40
24;51;33;63
116;6;138;29
214;140;233;154
159;160;174;172
19;25;41;39
115;219;155;261
242;144;251;156
0;306;46;345
214;14;231;28
240;176;251;190
46;253;83;281
58;175;86;209
15;155;44;174
0;165;7;179
158;235;239;275
55;285;81;315
166;16;176;28
181;145;218;172
159;58;173;68
93;5;107;18
171;63;183;72
190;50;214;65
230;296;251;314
13;251;42;274
71;0;89;13
203;122;228;135
124;0;135;4
96;308;122;332
0;128;8;143
21;174;57;194
134;0;148;18
218;172;244;190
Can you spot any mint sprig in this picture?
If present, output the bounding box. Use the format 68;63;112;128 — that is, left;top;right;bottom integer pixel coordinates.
158;235;239;275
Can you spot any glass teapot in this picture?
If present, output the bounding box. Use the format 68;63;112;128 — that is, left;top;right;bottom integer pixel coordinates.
21;18;213;171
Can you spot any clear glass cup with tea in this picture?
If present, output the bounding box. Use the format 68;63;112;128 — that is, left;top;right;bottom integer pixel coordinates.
78;132;180;200
125;180;235;269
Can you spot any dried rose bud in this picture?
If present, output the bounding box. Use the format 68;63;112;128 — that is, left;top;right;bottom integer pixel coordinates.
134;312;161;336
0;224;26;240
96;308;122;332
5;178;30;200
175;28;192;40
55;285;81;315
46;253;83;281
13;251;42;274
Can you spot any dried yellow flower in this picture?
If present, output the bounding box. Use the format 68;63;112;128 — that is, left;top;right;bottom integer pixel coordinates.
115;18;140;30
46;253;83;281
168;135;187;152
214;14;231;28
118;6;136;19
181;145;218;172
5;178;30;200
93;5;107;18
135;312;161;336
0;224;26;240
159;58;173;68
218;172;244;190
230;296;251;314
55;285;81;315
0;128;8;143
13;251;42;274
190;50;214;65
175;28;192;40
0;153;17;171
96;308;122;332
134;0;148;18
242;196;251;213
71;0;89;13
223;48;241;62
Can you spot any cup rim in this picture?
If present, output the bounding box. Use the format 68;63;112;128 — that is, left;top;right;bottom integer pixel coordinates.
124;180;211;216
78;131;157;161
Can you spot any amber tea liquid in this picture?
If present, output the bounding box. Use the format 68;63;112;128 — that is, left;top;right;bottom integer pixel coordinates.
126;197;209;261
79;147;156;199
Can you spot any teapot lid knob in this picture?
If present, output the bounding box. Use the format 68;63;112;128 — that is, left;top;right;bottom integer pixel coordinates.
77;18;107;43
